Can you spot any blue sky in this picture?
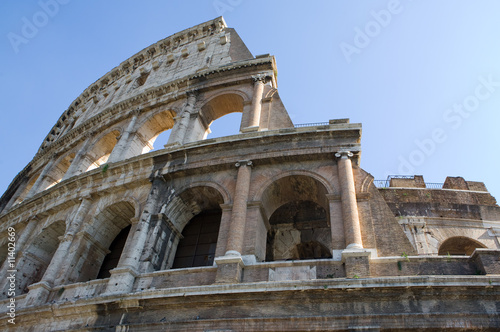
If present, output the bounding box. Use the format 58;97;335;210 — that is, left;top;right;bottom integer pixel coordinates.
1;1;499;201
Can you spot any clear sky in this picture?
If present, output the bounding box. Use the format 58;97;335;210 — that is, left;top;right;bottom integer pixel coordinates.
1;1;499;202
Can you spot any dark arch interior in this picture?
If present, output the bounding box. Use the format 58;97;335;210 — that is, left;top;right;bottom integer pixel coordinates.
97;225;131;279
438;236;486;256
266;200;332;261
172;209;222;269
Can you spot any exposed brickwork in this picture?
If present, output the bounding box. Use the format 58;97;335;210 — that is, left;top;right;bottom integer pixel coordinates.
0;17;499;331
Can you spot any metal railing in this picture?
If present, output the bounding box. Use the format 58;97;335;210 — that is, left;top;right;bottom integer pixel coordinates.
294;122;329;128
373;180;443;189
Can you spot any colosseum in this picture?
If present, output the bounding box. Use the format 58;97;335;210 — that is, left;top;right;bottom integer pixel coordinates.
0;17;499;331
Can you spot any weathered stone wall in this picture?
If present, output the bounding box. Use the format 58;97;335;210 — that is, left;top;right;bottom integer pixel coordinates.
0;17;499;331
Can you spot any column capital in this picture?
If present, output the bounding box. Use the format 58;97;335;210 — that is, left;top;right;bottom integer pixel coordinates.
83;130;96;139
252;74;268;84
79;195;94;203
60;233;75;243
186;89;199;98
335;150;354;159
130;107;141;116
235;160;253;168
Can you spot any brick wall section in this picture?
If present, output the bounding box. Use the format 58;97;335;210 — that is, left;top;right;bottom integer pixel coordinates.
360;178;417;256
370;257;479;277
471;249;500;275
379;187;500;220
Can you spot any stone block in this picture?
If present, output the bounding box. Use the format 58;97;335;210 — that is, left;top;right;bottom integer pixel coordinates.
443;176;468;190
470;249;500;275
342;249;372;278
215;256;244;284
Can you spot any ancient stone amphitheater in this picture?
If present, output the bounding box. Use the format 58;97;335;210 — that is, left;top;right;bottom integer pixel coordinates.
0;17;499;331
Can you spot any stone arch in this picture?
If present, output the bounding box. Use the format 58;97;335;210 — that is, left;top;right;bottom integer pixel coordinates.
14;220;66;295
198;92;246;138
176;181;231;206
40;151;77;191
164;185;225;232
265;87;278;99
201;92;245;121
71;201;136;282
163;185;224;269
80;128;122;172
202;89;251;108
360;172;374;193
259;174;333;261
129;109;177;156
97;195;142;220
12;173;40;205
438;236;487;256
254;170;336;202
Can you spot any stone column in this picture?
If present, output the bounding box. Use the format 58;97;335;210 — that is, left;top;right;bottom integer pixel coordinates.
167;91;197;145
225;161;253;256
107;110;140;163
243;75;265;131
25;196;92;305
215;161;253;284
25;158;57;199
62;135;93;180
335;151;363;249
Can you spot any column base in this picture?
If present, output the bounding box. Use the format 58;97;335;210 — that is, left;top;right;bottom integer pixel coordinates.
103;267;138;295
214;255;245;284
240;126;259;133
342;248;374;279
25;281;52;306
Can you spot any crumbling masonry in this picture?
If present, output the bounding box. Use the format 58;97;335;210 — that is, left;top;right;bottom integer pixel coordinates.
0;17;499;331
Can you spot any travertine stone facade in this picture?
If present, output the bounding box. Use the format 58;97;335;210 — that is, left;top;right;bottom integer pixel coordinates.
0;17;499;331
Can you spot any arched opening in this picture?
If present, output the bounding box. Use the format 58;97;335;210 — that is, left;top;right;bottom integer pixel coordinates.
172;209;221;268
13;220;65;295
96;224;131;279
206;112;243;139
69;201;135;282
150;129;172;150
81;130;120;172
12;173;40;205
129;110;176;156
261;175;332;261
438;236;487;256
197;93;244;141
42;153;76;190
165;186;224;270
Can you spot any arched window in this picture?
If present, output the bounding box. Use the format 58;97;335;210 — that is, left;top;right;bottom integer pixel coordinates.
438;236;486;256
206;112;243;139
67;201;134;283
129;110;176;156
97;225;131;279
81;130;121;172
12;173;40;205
262;175;332;261
172;209;222;269
42;153;75;190
13;220;65;295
